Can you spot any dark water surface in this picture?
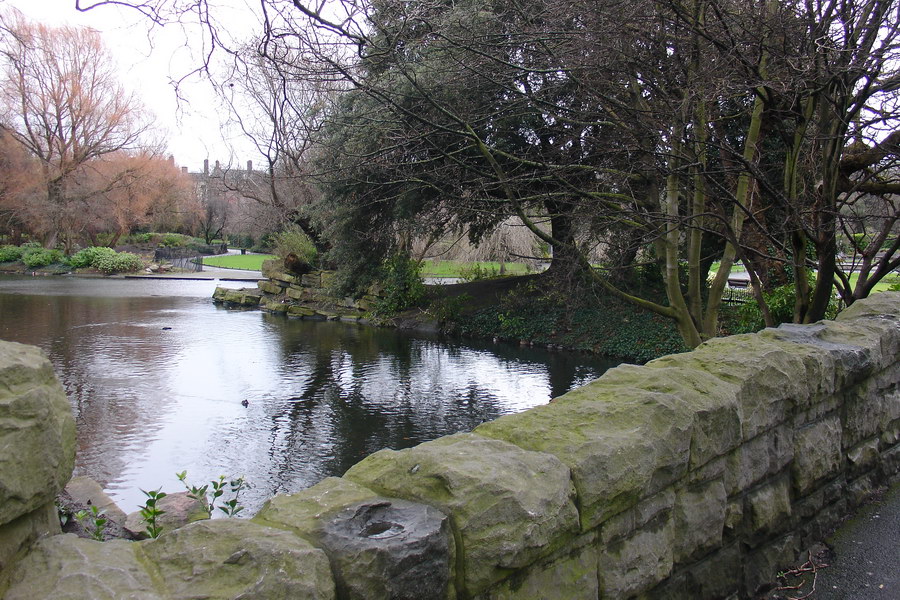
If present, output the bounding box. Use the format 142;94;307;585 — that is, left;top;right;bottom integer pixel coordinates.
0;275;618;514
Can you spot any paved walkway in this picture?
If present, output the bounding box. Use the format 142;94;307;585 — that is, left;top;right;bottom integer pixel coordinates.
125;266;264;282
770;481;900;599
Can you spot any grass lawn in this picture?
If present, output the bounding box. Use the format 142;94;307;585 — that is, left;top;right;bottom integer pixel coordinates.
845;272;900;293
421;259;533;278
202;254;276;270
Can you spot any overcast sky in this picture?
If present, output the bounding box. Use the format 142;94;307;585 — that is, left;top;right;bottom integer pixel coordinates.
1;0;264;171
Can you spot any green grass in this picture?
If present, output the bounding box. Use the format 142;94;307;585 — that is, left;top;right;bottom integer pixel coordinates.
845;272;900;293
202;254;276;270
421;260;532;278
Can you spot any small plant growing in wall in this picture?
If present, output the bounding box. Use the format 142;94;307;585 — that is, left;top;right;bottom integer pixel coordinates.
75;504;108;541
176;471;247;517
139;488;167;538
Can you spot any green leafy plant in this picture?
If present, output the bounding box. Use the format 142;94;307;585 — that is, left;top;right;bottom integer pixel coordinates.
75;504;108;542
176;471;247;517
139;488;167;538
0;245;23;263
67;246;117;268
374;254;426;315
92;251;143;274
21;247;64;268
272;225;317;265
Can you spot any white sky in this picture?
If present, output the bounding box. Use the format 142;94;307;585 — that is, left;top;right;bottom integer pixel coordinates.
1;0;265;171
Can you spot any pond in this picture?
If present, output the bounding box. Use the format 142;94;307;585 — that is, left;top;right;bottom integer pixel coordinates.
0;274;619;515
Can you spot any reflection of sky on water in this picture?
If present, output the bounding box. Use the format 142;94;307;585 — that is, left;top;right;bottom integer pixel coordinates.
0;275;618;514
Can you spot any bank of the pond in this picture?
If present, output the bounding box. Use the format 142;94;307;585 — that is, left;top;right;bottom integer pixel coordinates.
215;260;688;364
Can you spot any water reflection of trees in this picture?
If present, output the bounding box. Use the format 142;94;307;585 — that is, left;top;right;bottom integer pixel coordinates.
258;318;617;498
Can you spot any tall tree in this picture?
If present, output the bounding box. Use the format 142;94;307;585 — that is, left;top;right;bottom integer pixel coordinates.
0;11;148;249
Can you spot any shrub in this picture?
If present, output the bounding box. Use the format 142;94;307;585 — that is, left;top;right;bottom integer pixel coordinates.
374;254;426;315
0;245;23;263
68;246;117;269
459;263;500;282
272;225;317;265
21;247;64;268
733;277;840;333
93;251;143;274
160;233;187;247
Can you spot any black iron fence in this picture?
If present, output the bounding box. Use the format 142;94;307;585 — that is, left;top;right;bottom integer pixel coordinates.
154;247;203;272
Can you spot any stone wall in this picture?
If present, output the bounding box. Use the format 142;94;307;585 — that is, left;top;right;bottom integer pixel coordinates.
0;341;75;590
1;293;898;599
211;261;381;321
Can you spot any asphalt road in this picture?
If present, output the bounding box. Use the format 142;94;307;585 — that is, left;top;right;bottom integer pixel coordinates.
769;481;900;599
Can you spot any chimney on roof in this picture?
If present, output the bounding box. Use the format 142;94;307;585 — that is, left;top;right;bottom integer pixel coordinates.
181;166;188;174
168;155;175;165
247;160;252;172
215;160;220;171
203;159;209;175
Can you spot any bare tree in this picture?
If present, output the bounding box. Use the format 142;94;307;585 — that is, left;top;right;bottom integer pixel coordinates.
0;10;149;249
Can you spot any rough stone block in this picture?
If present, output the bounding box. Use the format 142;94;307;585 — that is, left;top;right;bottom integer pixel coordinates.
63;476;127;526
742;532;800;597
257;280;285;295
0;341;75;527
316;499;452;600
738;425;794;490
651;335;804;441
482;542;599;600
646;542;741;600
344;433;579;596
284;285;306;300
287;304;317;317
792;416;843;496
599;512;674;598
124;491;208;539
746;475;792;537
672;479;727;564
263;298;289;313
214;287;263;306
3;536;158;600
600;488;674;545
843;381;896;448
254;477;379;536
142;519;335;599
476;382;692;531
604;363;742;469
302;272;322;287
0;502;59;587
846;437;880;478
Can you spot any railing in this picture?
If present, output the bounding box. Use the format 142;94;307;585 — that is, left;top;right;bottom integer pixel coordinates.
153;247;203;272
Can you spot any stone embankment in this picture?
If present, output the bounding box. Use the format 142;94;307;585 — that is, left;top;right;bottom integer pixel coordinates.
1;293;898;599
212;260;381;321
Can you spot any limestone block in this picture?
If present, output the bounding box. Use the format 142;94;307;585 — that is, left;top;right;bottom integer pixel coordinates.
737;425;794;490
3;535;159;600
651;334;804;441
603;363;742;469
302;272;322;287
815;318;899;374
214;287;263;306
254;477;380;538
140;519;335;599
742;532;800;597
600;488;674;545
124;491;209;539
344;433;579;596
263;298;289;313
843;380;895;448
672;479;727;563
646;543;741;600
482;543;599;600
287;304;317;317
285;285;306;300
63;476;127;526
316;499;452;600
0;341;75;526
0;502;59;587
746;475;792;537
258;280;285;295
792;416;843;496
476;382;692;531
762;324;870;397
846;437;880;478
598;512;674;598
837;291;900;320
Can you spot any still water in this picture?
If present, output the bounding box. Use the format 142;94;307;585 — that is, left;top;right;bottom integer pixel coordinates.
0;275;618;515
